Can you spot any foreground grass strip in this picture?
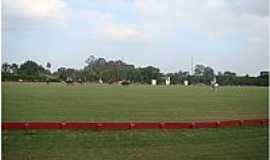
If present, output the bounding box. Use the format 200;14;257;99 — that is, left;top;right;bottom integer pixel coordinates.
2;127;268;160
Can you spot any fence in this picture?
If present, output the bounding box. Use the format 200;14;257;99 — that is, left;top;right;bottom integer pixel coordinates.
2;119;269;130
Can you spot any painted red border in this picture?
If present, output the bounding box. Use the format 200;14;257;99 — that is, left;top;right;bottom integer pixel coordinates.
2;119;269;130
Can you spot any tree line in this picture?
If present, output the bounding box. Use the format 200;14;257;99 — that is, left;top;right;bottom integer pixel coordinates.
2;55;269;86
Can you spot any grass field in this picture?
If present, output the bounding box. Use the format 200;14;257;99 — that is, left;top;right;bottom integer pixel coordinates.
2;127;268;160
2;82;268;122
2;82;269;160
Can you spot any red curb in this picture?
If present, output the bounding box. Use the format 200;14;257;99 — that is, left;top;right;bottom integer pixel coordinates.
219;120;241;128
163;122;192;129
191;122;196;129
2;123;25;129
2;119;269;130
195;121;217;129
242;119;262;126
159;122;165;129
239;120;244;126
98;123;130;129
96;123;103;130
129;122;135;129
62;122;97;129
132;123;160;129
261;119;269;126
25;122;62;129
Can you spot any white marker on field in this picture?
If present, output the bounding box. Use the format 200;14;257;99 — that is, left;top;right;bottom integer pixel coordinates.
184;80;189;86
152;79;157;85
165;77;170;85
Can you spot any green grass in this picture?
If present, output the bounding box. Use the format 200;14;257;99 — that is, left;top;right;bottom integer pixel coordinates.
2;127;268;160
2;82;268;122
2;83;269;160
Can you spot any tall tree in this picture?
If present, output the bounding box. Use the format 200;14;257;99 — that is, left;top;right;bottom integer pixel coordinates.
224;71;236;77
46;62;51;74
11;63;18;74
139;66;161;84
203;66;215;83
194;65;205;76
85;55;96;68
2;63;11;73
19;61;45;76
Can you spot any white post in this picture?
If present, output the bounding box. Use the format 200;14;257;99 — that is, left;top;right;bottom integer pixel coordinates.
152;79;157;85
99;78;103;84
165;77;170;85
184;80;189;86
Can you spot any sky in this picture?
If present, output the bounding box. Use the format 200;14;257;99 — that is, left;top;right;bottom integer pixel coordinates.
2;0;269;76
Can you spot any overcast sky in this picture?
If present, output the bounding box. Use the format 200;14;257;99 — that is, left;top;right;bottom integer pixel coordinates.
2;0;269;76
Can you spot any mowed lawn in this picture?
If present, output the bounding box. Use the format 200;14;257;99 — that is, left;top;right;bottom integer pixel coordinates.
2;82;268;122
2;83;269;160
3;127;268;160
